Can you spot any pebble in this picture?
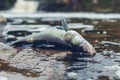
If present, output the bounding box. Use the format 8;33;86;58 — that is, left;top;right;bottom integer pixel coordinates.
102;50;114;56
26;72;32;76
103;31;107;34
104;65;120;70
110;55;115;59
67;72;77;79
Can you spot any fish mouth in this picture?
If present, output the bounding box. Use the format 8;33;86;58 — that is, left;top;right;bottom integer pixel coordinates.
64;31;96;56
78;41;96;56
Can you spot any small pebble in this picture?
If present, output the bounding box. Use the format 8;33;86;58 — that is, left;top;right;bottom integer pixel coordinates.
97;32;100;34
103;31;107;34
104;65;120;70
67;72;77;79
26;72;32;76
110;55;115;59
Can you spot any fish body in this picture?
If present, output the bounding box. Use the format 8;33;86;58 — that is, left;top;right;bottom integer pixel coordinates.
10;29;96;56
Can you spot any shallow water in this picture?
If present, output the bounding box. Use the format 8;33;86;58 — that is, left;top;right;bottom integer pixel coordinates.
2;12;120;19
65;19;120;80
0;14;120;80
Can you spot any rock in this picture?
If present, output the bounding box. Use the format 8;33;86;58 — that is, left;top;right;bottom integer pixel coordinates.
110;54;115;59
67;72;78;79
0;42;16;60
11;49;67;80
0;47;72;80
102;50;114;56
52;51;72;61
0;16;6;24
104;65;120;70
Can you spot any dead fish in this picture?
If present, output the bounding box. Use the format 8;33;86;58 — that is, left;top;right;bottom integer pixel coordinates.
9;28;96;56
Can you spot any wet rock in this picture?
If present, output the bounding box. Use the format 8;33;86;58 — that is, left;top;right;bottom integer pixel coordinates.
0;47;72;80
0;16;6;24
102;50;114;56
110;54;115;59
67;72;78;80
98;75;110;80
0;42;16;60
9;49;67;79
104;65;120;70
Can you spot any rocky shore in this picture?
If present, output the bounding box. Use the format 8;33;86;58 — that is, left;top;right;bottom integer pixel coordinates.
0;42;73;80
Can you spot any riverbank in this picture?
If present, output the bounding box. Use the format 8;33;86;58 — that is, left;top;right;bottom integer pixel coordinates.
0;43;74;80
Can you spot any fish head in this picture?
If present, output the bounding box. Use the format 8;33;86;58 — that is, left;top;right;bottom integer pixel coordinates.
64;30;96;56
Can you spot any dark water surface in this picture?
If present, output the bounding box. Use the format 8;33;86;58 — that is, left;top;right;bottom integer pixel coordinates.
0;17;120;80
65;19;120;80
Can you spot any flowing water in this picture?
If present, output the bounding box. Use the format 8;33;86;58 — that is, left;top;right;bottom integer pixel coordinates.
65;18;120;80
10;0;39;13
0;13;120;80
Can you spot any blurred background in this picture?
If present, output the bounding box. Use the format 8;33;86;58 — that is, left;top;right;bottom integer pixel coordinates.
0;0;120;12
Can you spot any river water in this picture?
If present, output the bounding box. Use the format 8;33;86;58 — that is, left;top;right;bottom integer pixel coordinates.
1;12;120;19
65;18;120;80
0;12;120;80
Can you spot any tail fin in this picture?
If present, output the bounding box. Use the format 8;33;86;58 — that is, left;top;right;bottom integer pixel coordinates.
7;41;16;46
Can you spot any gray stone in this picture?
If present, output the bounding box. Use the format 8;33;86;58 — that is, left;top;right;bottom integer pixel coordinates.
0;47;69;80
0;43;16;60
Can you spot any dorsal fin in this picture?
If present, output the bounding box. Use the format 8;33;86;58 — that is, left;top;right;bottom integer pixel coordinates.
61;18;69;31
